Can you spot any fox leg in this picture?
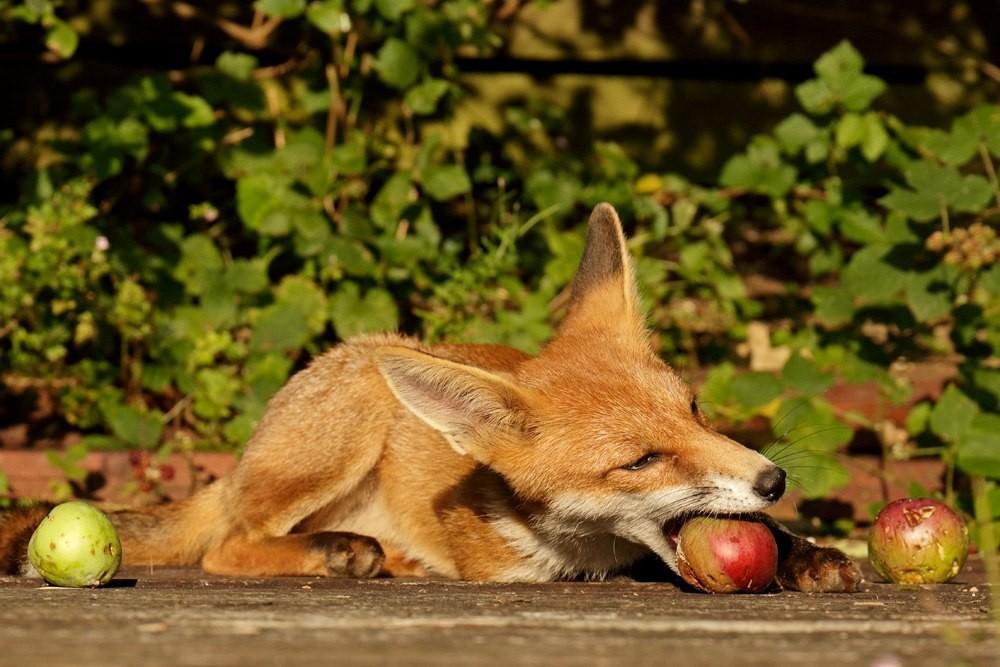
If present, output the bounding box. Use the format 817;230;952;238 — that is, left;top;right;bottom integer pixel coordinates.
756;514;862;592
191;342;407;578
202;531;384;578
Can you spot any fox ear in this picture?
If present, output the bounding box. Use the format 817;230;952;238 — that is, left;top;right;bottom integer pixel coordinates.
561;202;642;333
376;347;534;462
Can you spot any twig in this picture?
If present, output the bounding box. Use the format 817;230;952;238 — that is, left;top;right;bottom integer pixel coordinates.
0;319;17;339
981;59;1000;85
325;63;341;151
980;142;1000;207
263;83;285;149
162;396;191;424
252;56;309;80
140;0;282;50
1;374;78;390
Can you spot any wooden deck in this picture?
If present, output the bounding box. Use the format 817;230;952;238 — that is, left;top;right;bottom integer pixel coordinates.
0;562;995;666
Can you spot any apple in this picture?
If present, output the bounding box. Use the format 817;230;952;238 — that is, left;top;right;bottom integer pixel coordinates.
868;498;967;584
675;516;778;593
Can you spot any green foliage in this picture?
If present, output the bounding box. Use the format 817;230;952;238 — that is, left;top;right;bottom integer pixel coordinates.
0;12;998;520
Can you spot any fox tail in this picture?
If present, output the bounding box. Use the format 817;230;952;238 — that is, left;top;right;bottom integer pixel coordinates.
0;481;229;575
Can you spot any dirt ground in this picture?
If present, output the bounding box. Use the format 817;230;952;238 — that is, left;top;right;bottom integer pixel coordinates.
0;561;995;667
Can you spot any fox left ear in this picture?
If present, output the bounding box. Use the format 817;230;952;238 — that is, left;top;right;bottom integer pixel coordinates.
560;202;642;334
375;346;535;463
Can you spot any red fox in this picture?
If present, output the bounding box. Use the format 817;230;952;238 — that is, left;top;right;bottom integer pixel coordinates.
1;204;860;591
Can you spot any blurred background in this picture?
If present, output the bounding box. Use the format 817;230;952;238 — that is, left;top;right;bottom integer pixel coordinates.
0;1;998;542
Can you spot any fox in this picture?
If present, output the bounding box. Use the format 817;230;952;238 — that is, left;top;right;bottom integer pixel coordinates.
1;203;860;591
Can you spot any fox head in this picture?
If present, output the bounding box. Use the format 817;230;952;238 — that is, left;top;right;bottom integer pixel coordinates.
376;203;785;566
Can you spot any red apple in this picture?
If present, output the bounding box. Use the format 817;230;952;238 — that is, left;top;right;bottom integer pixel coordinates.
675;516;778;593
868;498;968;584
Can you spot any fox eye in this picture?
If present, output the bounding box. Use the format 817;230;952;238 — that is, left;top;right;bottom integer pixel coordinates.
622;453;661;471
690;398;700;418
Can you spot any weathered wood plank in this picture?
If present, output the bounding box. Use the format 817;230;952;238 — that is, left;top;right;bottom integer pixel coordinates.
0;564;995;667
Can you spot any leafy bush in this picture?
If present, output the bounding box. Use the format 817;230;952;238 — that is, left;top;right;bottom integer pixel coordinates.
1;3;998;527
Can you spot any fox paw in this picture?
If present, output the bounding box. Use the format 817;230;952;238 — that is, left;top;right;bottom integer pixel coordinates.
311;532;385;578
777;544;862;593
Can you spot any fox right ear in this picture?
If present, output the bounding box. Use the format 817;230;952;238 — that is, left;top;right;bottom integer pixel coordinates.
375;347;535;462
560;203;643;334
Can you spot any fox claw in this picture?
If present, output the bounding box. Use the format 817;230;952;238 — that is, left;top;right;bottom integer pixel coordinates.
312;532;385;578
777;544;863;593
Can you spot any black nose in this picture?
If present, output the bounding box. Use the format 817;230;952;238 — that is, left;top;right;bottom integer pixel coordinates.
753;467;786;502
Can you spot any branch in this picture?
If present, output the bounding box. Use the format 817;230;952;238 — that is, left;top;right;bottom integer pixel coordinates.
140;0;282;50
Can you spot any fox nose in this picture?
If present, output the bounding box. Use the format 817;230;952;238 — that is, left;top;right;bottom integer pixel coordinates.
753;466;786;502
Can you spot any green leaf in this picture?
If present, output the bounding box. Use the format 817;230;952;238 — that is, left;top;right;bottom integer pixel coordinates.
174;234;224;295
839;75;886;112
371;172;413;227
526;169;580;210
919;127;977;166
782;354;834;395
719;139;796;198
841;244;909;302
880;161;993;221
814;40;864;82
878;188;939;222
953;105;1000;159
245;353;294;405
421;164;471;200
375;0;414;21
275;275;328;334
192;367;240;419
797;41;885;114
329;283;399;339
174;93;215;128
103;404;163;449
906;269;952;322
774;114;819;154
804;138;830;163
729;372;783;410
812;286;854;326
929;384;980;444
45;19;78;58
256;0;306;17
839;209;884;244
223;414;257;446
950;174;993;213
251;303;311;352
374;38;420;90
860;112;889;161
795;79;836;115
306;0;347;33
835;113;865;149
325;237;377;277
216;52;258;81
769;396;853;452
227;258;271;294
404;79;449;115
331;131;367;175
905;401;932;435
957;414;1000;478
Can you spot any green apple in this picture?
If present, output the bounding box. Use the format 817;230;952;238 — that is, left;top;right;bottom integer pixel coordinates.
28;501;122;587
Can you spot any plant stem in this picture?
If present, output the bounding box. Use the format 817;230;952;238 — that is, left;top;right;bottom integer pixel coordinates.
980;142;1000;207
938;194;951;235
970;475;1000;651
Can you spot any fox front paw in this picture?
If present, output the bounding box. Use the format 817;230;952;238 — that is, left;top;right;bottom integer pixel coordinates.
777;543;862;593
311;532;385;578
